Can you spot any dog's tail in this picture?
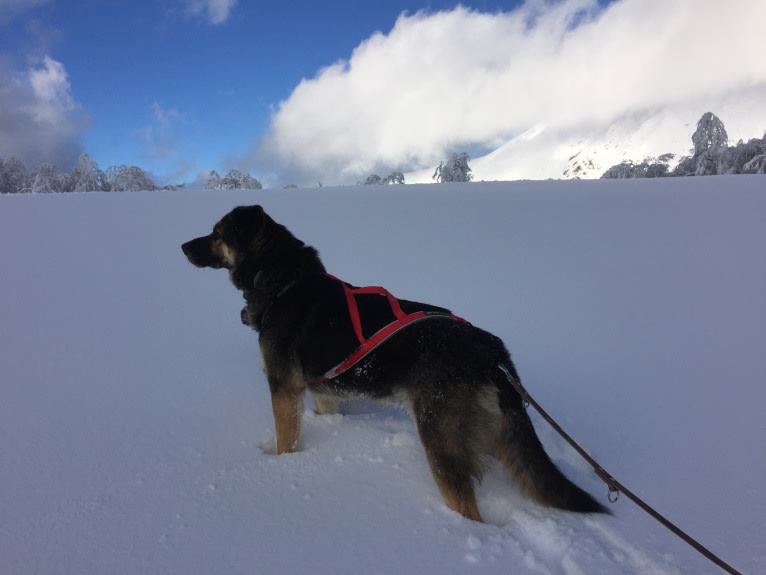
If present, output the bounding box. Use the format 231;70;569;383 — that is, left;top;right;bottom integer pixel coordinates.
495;363;609;514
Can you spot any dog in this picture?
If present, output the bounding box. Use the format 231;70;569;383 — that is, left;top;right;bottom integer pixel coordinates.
182;205;607;522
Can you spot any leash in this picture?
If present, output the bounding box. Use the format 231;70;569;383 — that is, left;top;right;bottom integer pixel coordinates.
497;363;743;575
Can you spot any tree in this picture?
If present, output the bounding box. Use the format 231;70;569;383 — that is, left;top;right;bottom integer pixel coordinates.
601;161;639;179
239;173;263;190
215;169;263;190
105;165;156;191
221;169;244;189
1;157;28;194
743;154;766;174
363;172;404;185
382;171;405;185
692;112;728;157
719;136;766;174
433;152;472;183
601;156;671;179
69;153;108;192
204;170;223;189
24;163;67;193
691;112;728;176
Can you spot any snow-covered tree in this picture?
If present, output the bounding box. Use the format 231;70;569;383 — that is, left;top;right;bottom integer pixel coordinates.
239;173;263;190
433;152;472;183
214;169;262;190
0;157;28;194
601;156;671;179
221;169;244;189
363;172;404;185
24;163;67;193
692;112;728;158
105;165;156;191
204;170;223;189
719;136;766;174
69;153;108;192
743;154;766;174
382;171;405;185
691;112;728;176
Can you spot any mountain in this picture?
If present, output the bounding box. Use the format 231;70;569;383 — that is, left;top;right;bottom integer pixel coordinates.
406;84;766;182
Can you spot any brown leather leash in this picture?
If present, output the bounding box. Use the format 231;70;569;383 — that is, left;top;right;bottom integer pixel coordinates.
497;363;743;575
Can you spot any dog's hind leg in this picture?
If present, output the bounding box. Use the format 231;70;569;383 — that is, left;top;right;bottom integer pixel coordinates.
412;399;483;522
309;392;339;415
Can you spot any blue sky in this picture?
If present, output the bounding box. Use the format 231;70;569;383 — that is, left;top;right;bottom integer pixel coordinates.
0;0;527;183
2;0;764;186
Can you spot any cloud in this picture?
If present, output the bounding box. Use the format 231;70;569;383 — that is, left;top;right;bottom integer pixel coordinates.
0;0;47;22
135;100;197;184
185;0;237;25
256;0;766;185
144;100;184;159
0;55;85;170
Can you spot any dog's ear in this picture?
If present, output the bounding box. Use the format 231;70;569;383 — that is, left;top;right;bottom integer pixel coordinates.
227;205;267;241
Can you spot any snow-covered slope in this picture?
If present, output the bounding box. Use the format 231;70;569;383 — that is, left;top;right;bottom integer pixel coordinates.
1;178;764;574
406;85;766;183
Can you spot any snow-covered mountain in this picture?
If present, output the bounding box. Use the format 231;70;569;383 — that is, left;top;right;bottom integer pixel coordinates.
406;84;766;182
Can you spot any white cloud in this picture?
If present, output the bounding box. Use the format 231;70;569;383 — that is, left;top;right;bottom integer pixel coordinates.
256;0;766;185
26;56;76;124
0;55;85;169
185;0;237;25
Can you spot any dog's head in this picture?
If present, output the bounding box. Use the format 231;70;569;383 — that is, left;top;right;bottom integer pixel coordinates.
182;205;268;269
183;204;323;301
182;205;275;289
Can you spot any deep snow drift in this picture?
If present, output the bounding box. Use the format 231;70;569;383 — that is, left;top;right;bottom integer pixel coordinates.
1;178;764;575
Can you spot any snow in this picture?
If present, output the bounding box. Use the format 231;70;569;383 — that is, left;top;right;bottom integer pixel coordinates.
1;177;764;574
405;86;766;183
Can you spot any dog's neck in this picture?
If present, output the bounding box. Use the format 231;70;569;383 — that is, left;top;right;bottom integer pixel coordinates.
238;245;325;330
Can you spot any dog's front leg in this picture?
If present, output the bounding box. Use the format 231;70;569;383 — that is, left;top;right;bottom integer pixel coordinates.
261;338;306;453
270;386;305;454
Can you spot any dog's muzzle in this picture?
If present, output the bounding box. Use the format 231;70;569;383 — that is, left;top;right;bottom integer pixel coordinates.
182;236;222;268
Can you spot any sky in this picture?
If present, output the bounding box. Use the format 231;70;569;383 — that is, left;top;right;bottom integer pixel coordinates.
1;0;765;187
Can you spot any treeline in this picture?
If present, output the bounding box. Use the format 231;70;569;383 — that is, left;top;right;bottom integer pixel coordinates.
602;112;766;179
0;154;269;194
203;170;262;190
0;153;170;194
360;152;474;185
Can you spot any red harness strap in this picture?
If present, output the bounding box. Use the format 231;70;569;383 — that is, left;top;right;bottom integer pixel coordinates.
308;274;466;384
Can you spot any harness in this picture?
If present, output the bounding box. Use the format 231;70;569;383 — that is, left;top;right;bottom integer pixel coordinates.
308;274;467;384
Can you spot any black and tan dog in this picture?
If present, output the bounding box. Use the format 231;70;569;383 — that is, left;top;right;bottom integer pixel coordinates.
182;205;606;522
